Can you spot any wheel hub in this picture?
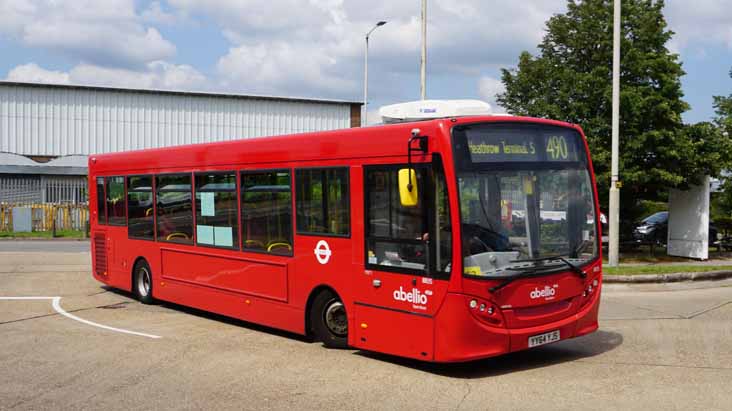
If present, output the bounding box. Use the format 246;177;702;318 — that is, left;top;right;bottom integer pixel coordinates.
138;267;151;297
324;301;347;337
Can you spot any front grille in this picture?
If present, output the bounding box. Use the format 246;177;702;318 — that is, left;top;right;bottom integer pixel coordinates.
513;298;572;317
94;234;107;276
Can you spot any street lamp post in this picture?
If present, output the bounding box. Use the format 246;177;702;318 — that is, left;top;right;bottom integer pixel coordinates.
421;0;426;100
609;0;621;266
364;21;387;126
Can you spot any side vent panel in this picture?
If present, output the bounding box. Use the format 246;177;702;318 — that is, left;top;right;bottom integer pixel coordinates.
94;234;108;276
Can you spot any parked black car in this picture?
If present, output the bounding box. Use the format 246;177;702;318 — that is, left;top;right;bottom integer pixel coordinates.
631;211;718;247
599;211;636;249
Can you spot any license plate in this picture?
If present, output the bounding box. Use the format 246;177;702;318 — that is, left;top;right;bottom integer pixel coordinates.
528;330;561;348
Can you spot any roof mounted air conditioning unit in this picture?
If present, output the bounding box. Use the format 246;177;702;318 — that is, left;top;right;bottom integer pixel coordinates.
379;99;496;124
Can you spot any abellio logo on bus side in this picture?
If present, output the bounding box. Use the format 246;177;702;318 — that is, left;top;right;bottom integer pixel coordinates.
393;287;431;310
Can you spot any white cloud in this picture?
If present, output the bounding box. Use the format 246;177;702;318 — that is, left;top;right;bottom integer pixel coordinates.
141;1;181;26
0;0;176;67
665;0;732;50
5;61;208;91
164;0;567;100
478;75;506;112
9;0;729;115
216;42;354;97
6;63;70;84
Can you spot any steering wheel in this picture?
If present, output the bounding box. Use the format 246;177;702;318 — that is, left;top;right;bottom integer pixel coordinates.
463;223;511;252
468;236;491;254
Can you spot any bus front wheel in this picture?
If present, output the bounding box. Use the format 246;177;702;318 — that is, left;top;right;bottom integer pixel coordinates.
133;260;155;305
310;290;348;348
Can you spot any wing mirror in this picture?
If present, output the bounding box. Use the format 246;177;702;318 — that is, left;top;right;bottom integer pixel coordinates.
398;128;428;207
398;168;419;207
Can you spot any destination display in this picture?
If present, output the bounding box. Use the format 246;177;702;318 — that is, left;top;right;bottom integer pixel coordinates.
465;126;582;163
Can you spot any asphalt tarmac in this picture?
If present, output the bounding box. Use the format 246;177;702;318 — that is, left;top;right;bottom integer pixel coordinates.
1;247;731;410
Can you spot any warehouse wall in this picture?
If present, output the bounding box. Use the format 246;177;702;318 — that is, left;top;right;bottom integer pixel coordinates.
0;83;355;156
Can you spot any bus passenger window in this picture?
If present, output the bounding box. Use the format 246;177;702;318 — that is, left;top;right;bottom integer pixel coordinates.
295;168;349;236
195;173;238;249
96;177;106;225
241;170;292;255
127;176;154;240
156;174;193;244
106;176;126;226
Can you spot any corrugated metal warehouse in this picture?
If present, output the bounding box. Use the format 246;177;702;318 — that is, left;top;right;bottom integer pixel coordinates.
0;81;361;204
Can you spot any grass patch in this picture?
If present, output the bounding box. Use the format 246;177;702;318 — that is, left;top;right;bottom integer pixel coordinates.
0;230;86;239
604;265;732;276
603;245;732;264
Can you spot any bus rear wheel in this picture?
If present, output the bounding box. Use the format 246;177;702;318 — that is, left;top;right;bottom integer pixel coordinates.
310;290;348;348
133;260;155;305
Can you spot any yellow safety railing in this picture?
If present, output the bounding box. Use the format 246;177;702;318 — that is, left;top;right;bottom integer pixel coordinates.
0;203;89;232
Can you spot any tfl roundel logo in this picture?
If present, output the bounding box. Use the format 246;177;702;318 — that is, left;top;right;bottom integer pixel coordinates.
314;240;332;264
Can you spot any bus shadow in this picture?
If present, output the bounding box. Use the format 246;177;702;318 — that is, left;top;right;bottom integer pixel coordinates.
101;285;622;376
354;330;623;379
101;286;311;343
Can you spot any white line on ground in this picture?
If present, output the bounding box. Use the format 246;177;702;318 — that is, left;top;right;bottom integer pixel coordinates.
0;296;162;339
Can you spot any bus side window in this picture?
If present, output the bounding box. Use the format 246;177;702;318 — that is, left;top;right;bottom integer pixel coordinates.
156;174;194;244
127;175;154;240
195;172;238;249
241;170;292;255
106;176;126;226
96;177;106;225
295;168;350;236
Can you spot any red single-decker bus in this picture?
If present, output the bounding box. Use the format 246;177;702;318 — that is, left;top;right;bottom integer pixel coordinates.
89;108;602;362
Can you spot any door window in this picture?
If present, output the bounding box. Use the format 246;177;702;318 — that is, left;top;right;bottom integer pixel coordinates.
365;162;452;277
366;167;429;273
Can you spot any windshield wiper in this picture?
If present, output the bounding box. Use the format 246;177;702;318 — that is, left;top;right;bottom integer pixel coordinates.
489;255;586;294
488;269;534;293
511;255;587;279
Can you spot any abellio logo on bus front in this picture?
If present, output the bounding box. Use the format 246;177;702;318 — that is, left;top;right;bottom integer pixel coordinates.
393;286;432;310
529;285;559;301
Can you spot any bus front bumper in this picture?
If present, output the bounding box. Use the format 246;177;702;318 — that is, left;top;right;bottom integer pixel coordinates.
432;289;601;363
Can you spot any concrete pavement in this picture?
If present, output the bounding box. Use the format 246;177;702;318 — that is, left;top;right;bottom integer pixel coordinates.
1;248;731;410
0;240;89;253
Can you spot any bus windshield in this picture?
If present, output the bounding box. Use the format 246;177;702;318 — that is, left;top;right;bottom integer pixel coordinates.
452;123;598;278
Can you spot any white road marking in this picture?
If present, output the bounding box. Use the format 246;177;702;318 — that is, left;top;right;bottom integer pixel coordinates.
0;296;162;339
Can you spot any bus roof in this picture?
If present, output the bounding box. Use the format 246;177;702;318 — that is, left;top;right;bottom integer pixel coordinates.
89;116;582;174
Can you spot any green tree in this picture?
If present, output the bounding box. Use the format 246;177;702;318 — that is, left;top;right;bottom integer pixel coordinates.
497;0;732;222
711;67;732;219
714;68;732;137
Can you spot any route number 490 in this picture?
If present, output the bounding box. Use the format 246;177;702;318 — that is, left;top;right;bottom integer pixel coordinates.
546;135;569;160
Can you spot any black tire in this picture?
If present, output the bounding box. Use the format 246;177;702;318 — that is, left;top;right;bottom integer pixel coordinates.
310;290;348;348
133;260;155;305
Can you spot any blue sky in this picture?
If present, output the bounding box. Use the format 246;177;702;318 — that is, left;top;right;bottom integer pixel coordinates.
1;0;730;125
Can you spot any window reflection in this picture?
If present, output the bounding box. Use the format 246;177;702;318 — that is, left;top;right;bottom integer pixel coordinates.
127;175;154;240
242;171;291;254
196;173;238;249
156;174;193;244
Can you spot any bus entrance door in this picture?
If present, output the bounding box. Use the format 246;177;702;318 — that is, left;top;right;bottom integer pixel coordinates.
354;164;451;360
354;268;448;360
